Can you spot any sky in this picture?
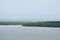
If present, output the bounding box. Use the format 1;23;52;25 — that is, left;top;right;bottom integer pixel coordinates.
0;0;60;20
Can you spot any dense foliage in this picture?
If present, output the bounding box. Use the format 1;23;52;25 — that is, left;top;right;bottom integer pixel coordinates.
0;20;60;27
23;21;60;27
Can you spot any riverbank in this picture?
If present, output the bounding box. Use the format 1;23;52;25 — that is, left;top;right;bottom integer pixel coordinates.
0;20;60;27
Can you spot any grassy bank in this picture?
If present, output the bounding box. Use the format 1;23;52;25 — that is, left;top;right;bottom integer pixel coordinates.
0;20;60;27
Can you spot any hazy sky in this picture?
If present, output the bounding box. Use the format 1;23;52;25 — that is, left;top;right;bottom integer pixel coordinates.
0;0;60;20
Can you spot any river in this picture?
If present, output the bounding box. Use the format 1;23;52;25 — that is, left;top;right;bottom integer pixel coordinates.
0;25;60;40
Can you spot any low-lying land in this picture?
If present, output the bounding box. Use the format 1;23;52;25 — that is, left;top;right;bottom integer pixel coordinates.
0;20;60;27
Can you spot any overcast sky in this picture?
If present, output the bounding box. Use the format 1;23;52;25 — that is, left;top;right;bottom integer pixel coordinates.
0;0;60;20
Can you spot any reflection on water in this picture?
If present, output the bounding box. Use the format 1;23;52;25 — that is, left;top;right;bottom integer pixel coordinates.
0;25;60;40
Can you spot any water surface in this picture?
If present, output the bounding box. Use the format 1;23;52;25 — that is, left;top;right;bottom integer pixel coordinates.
0;25;60;40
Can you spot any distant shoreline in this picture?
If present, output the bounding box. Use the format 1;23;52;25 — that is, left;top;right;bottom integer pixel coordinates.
0;20;60;27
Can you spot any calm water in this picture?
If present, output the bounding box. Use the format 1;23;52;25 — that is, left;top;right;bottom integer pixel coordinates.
0;25;60;40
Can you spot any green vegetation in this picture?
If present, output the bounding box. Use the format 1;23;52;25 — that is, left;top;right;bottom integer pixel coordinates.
0;20;60;27
23;21;60;27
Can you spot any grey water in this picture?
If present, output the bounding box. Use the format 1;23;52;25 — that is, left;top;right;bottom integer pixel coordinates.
0;25;60;40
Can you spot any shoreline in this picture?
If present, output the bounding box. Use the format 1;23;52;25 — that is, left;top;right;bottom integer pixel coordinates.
0;20;60;27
